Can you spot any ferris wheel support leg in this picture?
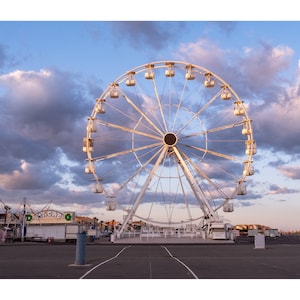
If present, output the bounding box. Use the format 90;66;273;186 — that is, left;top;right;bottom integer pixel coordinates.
200;217;212;239
172;147;219;220
118;147;167;236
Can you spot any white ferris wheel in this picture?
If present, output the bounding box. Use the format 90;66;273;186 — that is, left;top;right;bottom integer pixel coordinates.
83;61;256;234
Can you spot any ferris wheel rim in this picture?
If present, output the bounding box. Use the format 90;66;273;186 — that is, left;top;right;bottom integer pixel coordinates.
84;60;255;228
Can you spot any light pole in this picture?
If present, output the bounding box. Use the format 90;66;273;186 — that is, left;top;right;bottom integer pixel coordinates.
21;197;26;242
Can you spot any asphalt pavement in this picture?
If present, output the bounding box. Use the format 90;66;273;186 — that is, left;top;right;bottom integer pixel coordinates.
0;235;300;279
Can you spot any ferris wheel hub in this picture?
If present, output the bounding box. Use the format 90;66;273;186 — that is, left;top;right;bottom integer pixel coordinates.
163;132;177;146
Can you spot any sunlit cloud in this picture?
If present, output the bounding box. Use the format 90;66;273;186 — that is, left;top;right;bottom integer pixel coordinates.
0;159;60;190
176;38;226;72
278;165;300;179
269;183;299;194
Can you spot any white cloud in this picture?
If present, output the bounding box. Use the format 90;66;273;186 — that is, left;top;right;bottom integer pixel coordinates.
252;70;300;153
269;183;298;194
240;44;293;84
278;165;300;180
0;68;95;201
175;38;226;71
0;159;60;190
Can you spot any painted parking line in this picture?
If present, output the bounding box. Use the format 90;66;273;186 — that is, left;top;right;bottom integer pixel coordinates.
161;246;199;279
79;245;131;279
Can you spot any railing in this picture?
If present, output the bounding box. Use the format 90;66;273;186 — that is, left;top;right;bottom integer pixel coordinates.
115;228;206;240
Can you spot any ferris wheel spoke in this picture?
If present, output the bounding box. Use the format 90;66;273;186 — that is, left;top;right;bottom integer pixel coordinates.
92;141;162;162
176;90;222;136
183;143;243;162
119;88;164;136
180;150;229;200
162;151;186;223
182;121;245;139
120;147;167;233
173;156;193;220
172;146;216;218
171;80;188;133
105;101;161;136
129;80;167;135
119;145;165;190
95;120;161;141
151;78;168;132
150;152;172;222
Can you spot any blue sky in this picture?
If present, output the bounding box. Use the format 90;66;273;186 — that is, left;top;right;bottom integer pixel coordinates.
1;6;300;231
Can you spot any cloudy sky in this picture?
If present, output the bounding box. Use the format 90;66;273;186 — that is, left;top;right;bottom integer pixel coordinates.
1;5;300;231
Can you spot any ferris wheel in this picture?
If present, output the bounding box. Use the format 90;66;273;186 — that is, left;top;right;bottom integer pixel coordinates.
83;61;256;233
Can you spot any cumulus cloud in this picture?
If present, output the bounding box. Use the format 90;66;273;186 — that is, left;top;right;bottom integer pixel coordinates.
173;37;299;156
176;38;226;73
252;73;300;153
110;21;185;51
0;69;92;160
175;39;294;97
0;68;97;200
238;43;293;92
269;183;298;194
278;165;300;180
0;159;60;190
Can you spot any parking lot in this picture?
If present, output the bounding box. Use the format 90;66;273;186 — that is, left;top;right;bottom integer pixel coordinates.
0;236;300;279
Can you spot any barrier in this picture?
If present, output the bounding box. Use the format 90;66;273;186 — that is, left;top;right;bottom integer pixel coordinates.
74;232;87;265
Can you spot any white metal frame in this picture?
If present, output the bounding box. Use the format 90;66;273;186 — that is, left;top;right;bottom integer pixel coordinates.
83;61;255;237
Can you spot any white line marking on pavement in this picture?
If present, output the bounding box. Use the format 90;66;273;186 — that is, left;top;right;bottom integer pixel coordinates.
161;246;199;279
79;246;131;279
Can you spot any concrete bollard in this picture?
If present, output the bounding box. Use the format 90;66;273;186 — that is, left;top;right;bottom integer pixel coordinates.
254;233;266;249
74;232;87;265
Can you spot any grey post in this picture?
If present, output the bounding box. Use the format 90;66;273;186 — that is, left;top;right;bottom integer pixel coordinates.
75;231;87;265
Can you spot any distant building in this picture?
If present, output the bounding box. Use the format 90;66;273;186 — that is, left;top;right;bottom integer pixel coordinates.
233;224;280;237
1;209;83;242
